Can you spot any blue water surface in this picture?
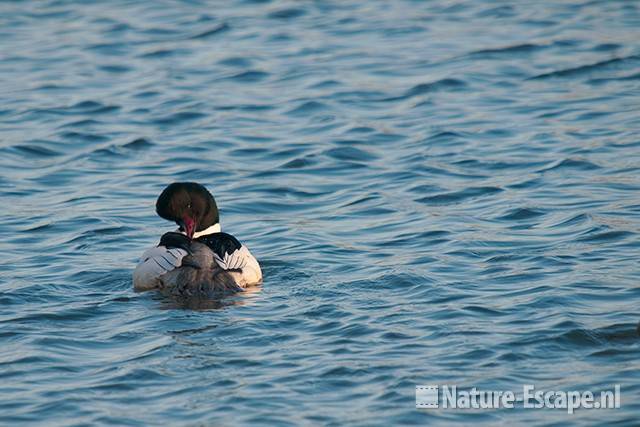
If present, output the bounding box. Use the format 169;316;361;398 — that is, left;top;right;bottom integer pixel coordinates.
1;0;640;425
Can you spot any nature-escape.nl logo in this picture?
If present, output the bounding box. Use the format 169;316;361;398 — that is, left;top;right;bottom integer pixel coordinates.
416;384;620;414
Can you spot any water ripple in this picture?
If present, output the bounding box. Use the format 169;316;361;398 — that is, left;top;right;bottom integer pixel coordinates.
1;0;639;425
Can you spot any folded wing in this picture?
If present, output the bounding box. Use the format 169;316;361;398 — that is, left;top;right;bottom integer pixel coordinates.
196;232;263;287
133;246;188;291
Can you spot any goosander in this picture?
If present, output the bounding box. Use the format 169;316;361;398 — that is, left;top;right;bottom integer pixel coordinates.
133;182;262;296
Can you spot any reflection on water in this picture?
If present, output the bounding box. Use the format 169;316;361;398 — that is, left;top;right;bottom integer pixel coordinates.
158;285;263;311
1;0;640;425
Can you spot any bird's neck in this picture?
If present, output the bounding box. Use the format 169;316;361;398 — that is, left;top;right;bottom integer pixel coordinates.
175;223;221;238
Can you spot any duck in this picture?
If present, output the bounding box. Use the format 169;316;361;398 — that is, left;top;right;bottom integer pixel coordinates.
133;182;262;297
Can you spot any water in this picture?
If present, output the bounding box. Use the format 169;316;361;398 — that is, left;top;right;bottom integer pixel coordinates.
1;0;639;425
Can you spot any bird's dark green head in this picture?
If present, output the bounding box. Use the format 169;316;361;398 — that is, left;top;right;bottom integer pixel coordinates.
156;182;219;238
